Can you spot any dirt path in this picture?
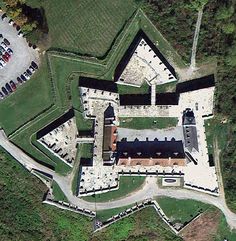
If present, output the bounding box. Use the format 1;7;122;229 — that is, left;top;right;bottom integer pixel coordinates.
190;8;203;69
213;138;225;198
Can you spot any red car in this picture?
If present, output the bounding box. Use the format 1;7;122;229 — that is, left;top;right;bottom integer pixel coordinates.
2;54;8;62
4;52;10;59
10;80;16;91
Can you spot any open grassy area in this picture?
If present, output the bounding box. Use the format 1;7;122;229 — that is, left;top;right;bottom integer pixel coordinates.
215;213;236;241
96;204;134;222
71;143;93;195
204;117;229;155
94;207;182;241
156;197;210;224
82;176;145;202
0;56;53;136
52;181;68;202
27;0;137;57
119;117;178;129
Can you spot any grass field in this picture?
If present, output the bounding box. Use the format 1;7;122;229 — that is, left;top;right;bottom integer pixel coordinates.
52;180;68;202
0;56;53;136
204;117;229;155
82;176;145;202
93;207;182;241
119;117;178;129
28;0;137;57
156;197;210;224
71;143;93;195
96;204;134;222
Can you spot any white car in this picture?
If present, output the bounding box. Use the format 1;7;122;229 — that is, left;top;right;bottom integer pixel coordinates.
23;72;30;80
1;42;8;50
29;66;35;73
8;19;14;25
18;31;23;37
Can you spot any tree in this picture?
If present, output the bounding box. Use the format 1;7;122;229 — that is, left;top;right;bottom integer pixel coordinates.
186;0;208;11
216;5;234;20
225;44;236;67
222;23;235;34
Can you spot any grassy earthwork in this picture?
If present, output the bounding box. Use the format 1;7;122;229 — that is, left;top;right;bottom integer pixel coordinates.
156;197;210;224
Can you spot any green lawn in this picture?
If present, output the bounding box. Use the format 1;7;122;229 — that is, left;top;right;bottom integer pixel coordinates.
27;0;137;57
52;181;68;202
96;204;134;222
82;176;145;202
93;207;182;241
156;197;210;224
119;117;178;129
204;117;229;155
215;212;236;241
71;143;93;195
0;56;53;136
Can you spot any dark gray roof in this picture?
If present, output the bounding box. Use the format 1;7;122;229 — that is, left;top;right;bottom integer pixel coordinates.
182;109;196;125
183;126;199;152
116;139;185;159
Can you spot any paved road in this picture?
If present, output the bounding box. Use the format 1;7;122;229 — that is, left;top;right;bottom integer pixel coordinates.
1;129;236;230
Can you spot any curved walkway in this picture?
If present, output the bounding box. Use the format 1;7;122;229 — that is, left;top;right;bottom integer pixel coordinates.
0;129;236;230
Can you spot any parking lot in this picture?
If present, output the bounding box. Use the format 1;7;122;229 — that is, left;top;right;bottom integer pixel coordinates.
0;12;39;98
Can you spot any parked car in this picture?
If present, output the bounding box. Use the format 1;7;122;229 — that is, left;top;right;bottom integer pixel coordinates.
8;19;14;26
2;55;9;62
20;74;27;82
17;76;23;84
31;61;38;69
0;58;6;66
5;83;12;93
23;72;30;80
0;34;3;39
5;52;10;59
0;46;5;53
7;48;13;55
3;38;10;45
0;63;3;69
26;69;32;76
18;31;23;37
1;87;8;95
29;66;35;73
1;13;7;20
0;91;4;99
10;80;16;91
1;42;8;49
